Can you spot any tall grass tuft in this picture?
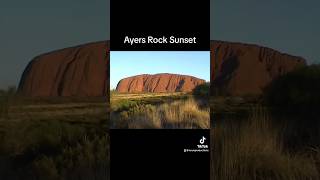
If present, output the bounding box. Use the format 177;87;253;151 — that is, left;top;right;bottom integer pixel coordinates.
158;98;209;129
212;107;320;180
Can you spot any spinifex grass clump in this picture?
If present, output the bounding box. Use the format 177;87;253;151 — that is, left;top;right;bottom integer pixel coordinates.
111;98;209;129
212;107;320;180
0;120;109;180
158;98;209;128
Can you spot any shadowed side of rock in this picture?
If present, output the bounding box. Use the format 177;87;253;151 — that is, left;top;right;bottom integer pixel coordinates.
210;41;306;96
18;41;109;97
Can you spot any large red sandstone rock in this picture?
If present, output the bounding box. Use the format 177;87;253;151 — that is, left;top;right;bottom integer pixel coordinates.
210;41;306;96
18;41;109;97
116;73;206;93
18;40;306;97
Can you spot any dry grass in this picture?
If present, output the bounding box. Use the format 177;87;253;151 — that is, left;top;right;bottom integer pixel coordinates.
0;96;107;123
111;92;186;100
111;98;209;129
0;92;109;180
212;107;320;180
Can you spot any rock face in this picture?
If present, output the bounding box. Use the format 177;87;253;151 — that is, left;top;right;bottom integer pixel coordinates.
18;41;109;97
116;73;206;93
210;41;306;96
18;40;307;97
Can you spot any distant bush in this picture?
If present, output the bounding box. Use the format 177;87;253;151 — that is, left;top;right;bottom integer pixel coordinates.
0;86;17;96
0;86;16;119
0;96;9;118
6;86;17;96
193;82;210;97
112;99;139;112
110;89;118;95
265;65;320;111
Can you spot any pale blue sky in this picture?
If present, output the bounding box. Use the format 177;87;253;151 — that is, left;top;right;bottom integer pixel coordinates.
110;51;210;89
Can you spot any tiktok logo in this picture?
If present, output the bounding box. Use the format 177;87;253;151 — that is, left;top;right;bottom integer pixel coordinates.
197;136;208;149
200;136;206;144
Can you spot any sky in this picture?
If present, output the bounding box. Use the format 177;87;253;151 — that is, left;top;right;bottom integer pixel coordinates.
110;51;210;89
211;0;319;65
0;0;319;89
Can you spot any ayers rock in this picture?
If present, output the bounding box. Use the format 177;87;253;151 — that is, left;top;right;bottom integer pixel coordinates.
116;73;205;93
18;41;109;97
211;41;306;96
18;40;306;97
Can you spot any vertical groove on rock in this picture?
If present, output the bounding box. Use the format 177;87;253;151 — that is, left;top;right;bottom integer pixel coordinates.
57;48;82;96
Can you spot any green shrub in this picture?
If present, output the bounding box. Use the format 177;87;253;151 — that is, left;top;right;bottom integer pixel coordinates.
193;82;210;97
265;65;320;111
112;99;139;112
